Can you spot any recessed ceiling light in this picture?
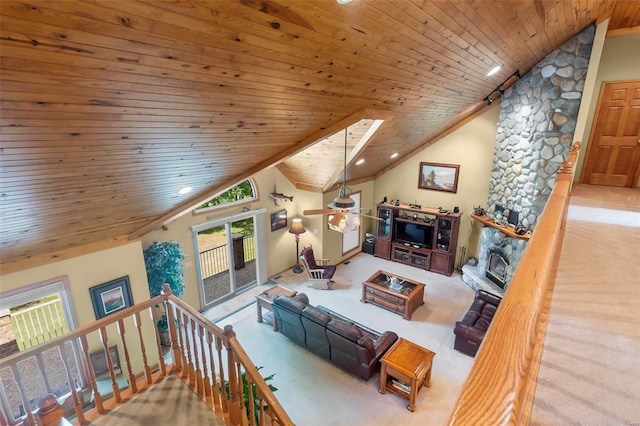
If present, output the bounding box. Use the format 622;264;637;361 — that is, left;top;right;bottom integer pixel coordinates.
355;159;365;165
178;186;193;195
336;0;352;3
390;153;399;159
486;65;501;77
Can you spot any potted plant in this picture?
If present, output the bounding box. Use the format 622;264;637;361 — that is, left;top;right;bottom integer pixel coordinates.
224;367;277;424
143;241;186;298
143;241;185;340
156;314;171;347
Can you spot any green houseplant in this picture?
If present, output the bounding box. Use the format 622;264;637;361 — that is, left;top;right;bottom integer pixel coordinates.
224;366;277;424
143;241;185;345
143;241;186;298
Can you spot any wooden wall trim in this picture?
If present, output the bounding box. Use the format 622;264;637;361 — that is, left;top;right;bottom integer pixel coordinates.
606;25;640;38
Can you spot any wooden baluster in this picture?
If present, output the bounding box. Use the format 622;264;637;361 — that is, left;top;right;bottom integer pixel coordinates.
190;318;200;389
208;330;222;412
134;312;152;384
245;372;256;426
224;325;241;426
199;325;210;401
98;327;120;403
216;335;229;416
168;305;187;374
191;318;206;398
59;343;85;424
80;335;103;413
180;312;191;381
150;307;167;378
116;319;137;394
162;285;182;373
10;364;37;426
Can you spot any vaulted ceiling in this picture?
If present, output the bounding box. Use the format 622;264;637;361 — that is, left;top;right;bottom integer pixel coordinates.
1;0;639;272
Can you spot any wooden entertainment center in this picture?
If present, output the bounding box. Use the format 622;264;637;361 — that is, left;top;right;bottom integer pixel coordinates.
374;202;461;276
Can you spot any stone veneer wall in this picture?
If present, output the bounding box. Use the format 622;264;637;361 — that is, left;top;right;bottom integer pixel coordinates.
477;25;595;286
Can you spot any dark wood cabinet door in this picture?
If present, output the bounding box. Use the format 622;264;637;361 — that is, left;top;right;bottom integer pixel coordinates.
430;252;452;275
374;239;391;259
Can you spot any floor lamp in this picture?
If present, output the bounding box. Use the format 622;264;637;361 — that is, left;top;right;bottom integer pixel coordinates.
288;218;306;274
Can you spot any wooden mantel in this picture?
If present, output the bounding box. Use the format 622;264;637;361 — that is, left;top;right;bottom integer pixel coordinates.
470;213;531;241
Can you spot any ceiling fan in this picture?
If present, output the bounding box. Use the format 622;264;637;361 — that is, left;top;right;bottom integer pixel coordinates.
303;127;381;231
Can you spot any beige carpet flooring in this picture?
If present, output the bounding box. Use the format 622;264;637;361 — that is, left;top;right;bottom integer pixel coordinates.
90;374;224;426
530;185;640;425
214;254;476;426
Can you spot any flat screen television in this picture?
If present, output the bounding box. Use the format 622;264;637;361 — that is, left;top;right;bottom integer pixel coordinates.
394;220;434;249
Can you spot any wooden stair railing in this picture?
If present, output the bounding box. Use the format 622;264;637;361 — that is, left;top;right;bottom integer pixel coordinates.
0;284;293;426
447;142;581;425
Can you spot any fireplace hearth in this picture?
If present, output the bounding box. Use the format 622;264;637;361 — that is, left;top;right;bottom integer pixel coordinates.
486;250;508;288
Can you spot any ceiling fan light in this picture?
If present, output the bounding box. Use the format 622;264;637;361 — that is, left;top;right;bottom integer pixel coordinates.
331;196;355;209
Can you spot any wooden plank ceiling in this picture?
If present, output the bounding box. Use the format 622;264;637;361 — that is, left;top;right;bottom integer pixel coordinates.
1;0;639;271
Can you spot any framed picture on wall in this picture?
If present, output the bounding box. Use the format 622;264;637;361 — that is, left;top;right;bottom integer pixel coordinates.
418;162;460;193
270;210;287;232
89;276;133;319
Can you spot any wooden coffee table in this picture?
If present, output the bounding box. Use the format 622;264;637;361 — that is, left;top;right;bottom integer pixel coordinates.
255;284;297;331
361;270;425;320
378;338;435;412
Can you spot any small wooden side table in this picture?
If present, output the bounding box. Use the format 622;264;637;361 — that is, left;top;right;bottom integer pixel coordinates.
378;338;435;412
255;284;297;331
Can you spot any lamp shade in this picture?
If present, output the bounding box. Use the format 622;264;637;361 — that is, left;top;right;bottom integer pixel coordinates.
288;218;306;235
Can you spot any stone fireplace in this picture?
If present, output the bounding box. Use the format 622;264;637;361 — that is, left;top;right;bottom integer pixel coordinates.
462;25;594;293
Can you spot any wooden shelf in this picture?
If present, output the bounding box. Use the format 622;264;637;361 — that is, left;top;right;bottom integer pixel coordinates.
470;213;531;241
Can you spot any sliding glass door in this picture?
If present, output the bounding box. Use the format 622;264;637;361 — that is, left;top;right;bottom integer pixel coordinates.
193;209;266;310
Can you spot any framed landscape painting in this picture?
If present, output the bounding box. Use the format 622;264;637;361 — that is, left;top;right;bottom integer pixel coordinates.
418;162;460;193
270;209;287;232
89;276;133;319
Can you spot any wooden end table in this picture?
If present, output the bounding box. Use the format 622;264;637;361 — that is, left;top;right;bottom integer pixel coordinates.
255;284;297;331
378;338;435;412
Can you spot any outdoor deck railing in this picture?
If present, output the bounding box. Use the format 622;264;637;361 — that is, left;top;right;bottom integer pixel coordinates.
200;235;256;279
10;299;68;351
447;142;581;425
0;284;293;426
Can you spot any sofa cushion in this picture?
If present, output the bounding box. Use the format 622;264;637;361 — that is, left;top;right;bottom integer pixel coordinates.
481;303;497;319
327;318;362;342
273;294;307;314
460;310;480;325
357;336;376;357
301;306;331;326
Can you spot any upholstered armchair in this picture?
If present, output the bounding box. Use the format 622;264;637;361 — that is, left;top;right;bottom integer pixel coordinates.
453;290;502;357
299;245;336;290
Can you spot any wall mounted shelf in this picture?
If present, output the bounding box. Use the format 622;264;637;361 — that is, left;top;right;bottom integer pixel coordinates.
470;213;531;241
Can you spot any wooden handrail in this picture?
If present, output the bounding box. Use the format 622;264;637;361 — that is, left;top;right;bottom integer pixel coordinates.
447;142;580;425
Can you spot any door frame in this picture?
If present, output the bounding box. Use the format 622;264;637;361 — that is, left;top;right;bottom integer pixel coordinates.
191;208;267;311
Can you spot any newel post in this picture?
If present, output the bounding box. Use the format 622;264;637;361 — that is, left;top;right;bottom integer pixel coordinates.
224;325;242;425
37;394;63;426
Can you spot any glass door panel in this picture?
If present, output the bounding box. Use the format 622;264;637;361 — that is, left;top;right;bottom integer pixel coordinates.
198;224;232;305
197;217;257;307
230;217;256;292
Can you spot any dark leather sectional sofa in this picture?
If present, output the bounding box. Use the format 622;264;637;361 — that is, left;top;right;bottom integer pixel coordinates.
453;289;503;357
272;293;398;381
